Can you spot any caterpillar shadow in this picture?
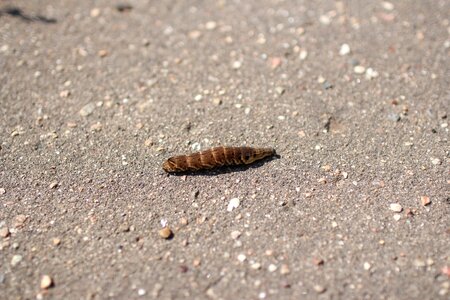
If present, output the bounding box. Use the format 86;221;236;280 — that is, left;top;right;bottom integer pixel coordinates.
165;154;281;177
0;6;57;24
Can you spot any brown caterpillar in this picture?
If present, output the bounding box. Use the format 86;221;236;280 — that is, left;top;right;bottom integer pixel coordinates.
162;146;275;173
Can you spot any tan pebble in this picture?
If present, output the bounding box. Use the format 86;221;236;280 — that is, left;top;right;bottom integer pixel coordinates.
144;139;153;147
188;30;202;39
313;258;324;266
389;203;403;212
280;264;290;275
48;181;58;189
0;227;10;238
212;98;222;105
90;123;102;132
193;258;201;267
67;122;77;128
321;165;331;172
159;227;173;239
52;238;61;246
98;49;108;57
354;65;366;74
179;217;188;226
40;275;53;289
59;90;70;98
269;57;282;69
314;285;326;294
420;196;431;206
14;215;28;228
90;8;100;17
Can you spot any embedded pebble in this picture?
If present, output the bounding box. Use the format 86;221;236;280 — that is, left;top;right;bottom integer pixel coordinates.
363;262;371;270
11;255;22;266
0;188;6;195
393;214;401;221
339;43;351;56
389;203;403;212
159;227;173;239
0;227;10;238
138;288;146;296
227;198;240;212
40;275;53;289
420;196;431;206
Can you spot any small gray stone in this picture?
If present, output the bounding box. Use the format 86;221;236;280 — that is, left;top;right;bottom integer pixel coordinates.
11;255;23;266
79;103;96;117
387;113;401;122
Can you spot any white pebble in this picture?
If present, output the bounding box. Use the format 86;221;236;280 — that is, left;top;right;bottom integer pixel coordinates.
251;262;262;270
319;15;331;25
365;68;379;79
191;142;201;151
237;254;247;262
389;203;403;212
227;198;240;212
230;230;241;240
232;61;242;69
194;94;203;101
393;214;402;221
205;21;217;30
381;1;394;11
363;262;371;270
11;255;22;266
430;157;441;165
138;289;146;296
268;264;277;272
339;43;351;56
354;65;366;74
299;49;308;60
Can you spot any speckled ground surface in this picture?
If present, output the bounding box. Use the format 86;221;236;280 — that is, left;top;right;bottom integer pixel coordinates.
0;1;449;299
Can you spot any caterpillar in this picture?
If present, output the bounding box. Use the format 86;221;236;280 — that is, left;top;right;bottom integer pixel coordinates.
162;146;276;173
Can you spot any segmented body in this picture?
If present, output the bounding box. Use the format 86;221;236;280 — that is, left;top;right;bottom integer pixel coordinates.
162;146;275;173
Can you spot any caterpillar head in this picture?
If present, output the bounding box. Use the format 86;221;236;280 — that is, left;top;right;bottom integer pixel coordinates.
242;148;275;164
162;158;177;172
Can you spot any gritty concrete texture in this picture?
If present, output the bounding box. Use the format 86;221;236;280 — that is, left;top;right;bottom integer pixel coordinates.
0;0;449;299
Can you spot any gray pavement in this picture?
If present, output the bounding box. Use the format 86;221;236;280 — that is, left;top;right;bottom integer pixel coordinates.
0;1;449;299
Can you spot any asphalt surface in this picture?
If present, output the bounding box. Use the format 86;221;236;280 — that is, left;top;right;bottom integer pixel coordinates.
0;1;449;299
